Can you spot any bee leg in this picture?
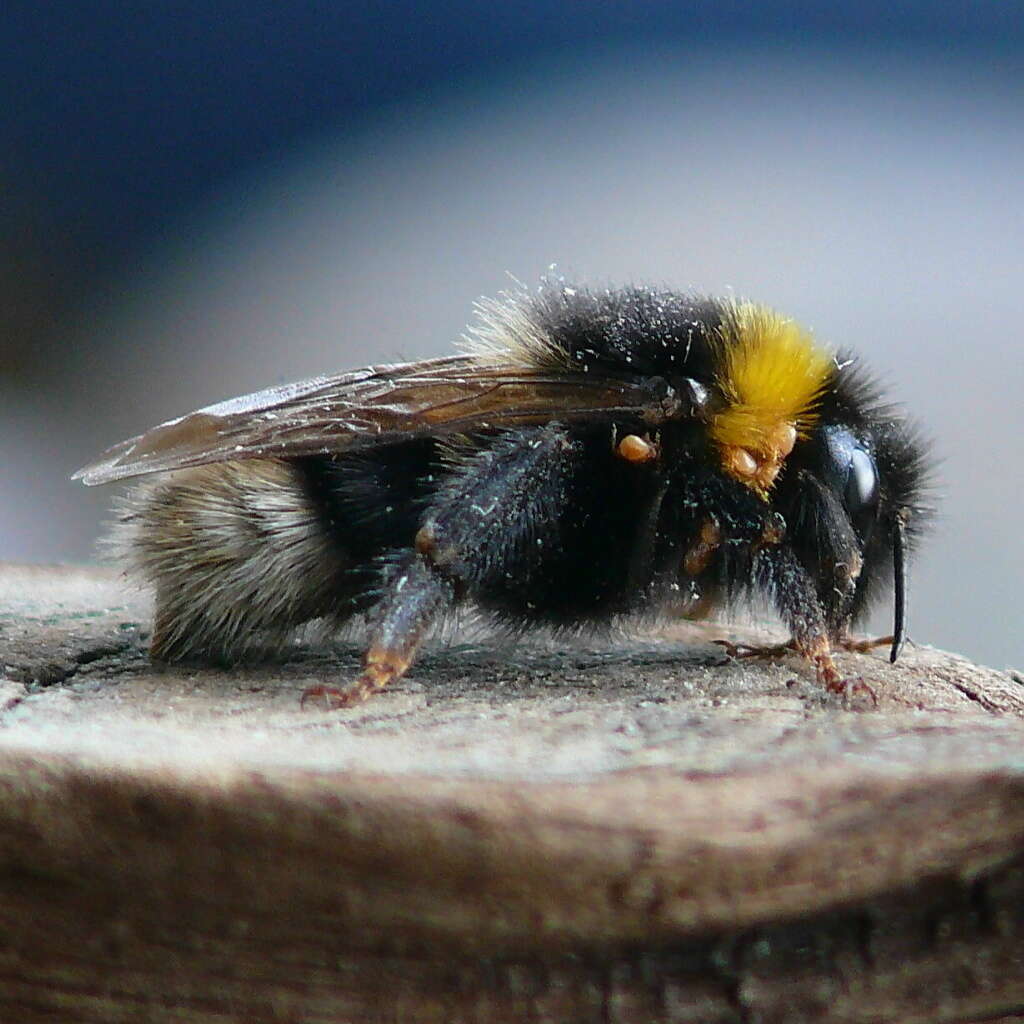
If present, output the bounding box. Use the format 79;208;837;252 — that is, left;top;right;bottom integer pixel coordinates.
303;424;579;710
709;512;789;654
804;635;878;706
301;559;454;710
838;634;895;654
624;473;672;594
713;638;795;660
712;637;880;709
683;517;723;577
754;545;877;706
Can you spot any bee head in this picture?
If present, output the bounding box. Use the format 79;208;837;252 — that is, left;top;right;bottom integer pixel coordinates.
780;364;931;660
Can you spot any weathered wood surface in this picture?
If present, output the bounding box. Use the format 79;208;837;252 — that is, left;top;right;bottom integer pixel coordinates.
1;562;1023;1023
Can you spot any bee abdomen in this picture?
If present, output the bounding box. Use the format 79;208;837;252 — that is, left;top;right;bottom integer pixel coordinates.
108;460;352;661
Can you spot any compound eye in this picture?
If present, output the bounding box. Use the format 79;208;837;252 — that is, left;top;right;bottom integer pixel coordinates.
820;425;880;518
845;447;879;514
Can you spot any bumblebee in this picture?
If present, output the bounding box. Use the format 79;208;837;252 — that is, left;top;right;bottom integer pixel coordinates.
75;283;931;706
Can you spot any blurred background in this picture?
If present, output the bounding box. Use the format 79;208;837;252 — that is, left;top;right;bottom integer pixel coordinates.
3;3;1022;669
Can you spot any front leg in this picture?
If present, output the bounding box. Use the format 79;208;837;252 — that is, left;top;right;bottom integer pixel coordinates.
751;544;877;705
303;425;580;709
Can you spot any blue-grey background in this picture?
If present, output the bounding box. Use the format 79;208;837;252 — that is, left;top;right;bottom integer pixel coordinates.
3;3;1022;669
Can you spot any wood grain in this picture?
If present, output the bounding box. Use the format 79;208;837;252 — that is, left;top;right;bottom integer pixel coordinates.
1;563;1023;1022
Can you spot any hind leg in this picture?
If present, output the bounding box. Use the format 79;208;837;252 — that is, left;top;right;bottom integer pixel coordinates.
302;425;582;709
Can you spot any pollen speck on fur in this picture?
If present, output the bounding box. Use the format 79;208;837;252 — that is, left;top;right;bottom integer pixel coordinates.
616;434;657;464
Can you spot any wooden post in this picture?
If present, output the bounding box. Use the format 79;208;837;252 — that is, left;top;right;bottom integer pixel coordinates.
1;563;1023;1022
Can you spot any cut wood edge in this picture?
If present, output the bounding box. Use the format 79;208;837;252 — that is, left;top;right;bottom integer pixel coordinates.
2;748;1023;954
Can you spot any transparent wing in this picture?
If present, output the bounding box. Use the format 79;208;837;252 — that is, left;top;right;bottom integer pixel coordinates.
74;353;707;485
